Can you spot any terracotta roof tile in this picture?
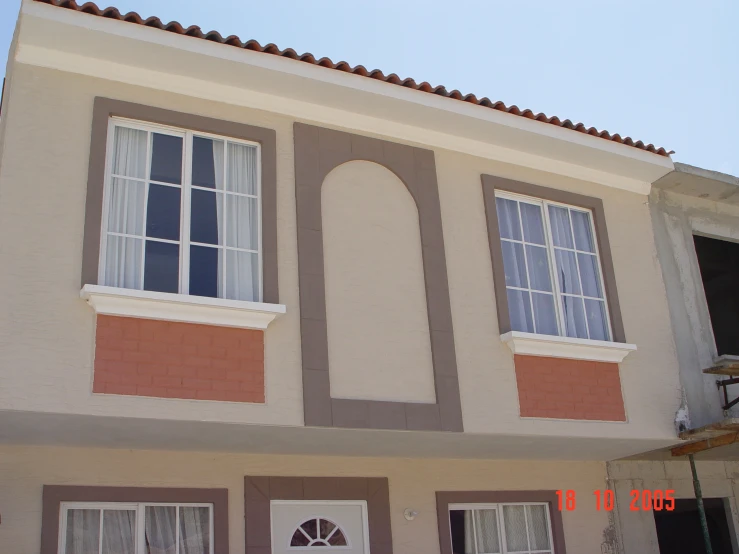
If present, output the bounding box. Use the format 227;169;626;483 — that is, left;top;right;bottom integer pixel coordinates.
33;0;672;157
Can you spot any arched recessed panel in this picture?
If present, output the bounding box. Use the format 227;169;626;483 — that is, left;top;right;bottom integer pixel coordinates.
322;161;436;404
290;517;349;548
294;122;463;432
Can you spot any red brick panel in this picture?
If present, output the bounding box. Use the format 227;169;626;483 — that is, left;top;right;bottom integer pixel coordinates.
514;355;626;421
93;315;265;403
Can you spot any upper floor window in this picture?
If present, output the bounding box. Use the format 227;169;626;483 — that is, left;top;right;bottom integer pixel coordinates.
60;502;213;554
100;118;262;302
449;502;554;554
495;192;611;341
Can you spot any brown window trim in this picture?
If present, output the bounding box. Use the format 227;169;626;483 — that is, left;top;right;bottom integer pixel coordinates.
244;476;393;554
41;485;229;554
294;122;463;432
481;174;626;343
436;490;567;554
82;97;279;304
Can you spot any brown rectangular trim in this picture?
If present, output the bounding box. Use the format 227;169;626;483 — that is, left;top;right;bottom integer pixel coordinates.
244;476;393;554
481;174;626;343
82;97;279;303
436;490;567;554
41;485;229;554
294;122;463;432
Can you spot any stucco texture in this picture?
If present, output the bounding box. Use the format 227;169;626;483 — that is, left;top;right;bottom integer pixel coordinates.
0;445;612;554
0;63;680;441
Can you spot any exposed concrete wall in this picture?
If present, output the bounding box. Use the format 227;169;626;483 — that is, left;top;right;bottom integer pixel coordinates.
0;445;615;554
649;188;739;428
608;459;739;554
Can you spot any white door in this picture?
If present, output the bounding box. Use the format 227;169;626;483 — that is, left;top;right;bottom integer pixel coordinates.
270;500;369;554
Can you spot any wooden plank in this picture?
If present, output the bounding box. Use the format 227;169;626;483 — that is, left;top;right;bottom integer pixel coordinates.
672;432;739;457
703;356;739;375
678;417;739;440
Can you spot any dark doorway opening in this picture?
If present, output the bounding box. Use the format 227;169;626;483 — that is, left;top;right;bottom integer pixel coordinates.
654;498;736;554
693;235;739;357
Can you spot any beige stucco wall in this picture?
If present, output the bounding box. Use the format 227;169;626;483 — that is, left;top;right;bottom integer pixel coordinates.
322;161;435;404
0;62;681;441
608;459;739;554
0;445;614;554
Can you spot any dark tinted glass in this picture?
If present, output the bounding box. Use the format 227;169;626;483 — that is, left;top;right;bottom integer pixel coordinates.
146;184;181;240
191;189;220;245
144;241;179;293
189;245;219;298
150;133;182;184
192;136;218;189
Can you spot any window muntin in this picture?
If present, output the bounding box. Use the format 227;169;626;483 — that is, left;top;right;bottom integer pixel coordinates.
449;503;553;554
100;118;262;302
289;517;349;548
60;502;214;554
496;192;611;341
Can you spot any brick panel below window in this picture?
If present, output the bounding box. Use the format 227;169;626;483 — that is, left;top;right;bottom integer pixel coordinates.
514;355;626;421
92;315;265;403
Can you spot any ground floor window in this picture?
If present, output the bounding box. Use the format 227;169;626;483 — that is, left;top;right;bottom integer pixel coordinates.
60;502;213;554
449;503;553;554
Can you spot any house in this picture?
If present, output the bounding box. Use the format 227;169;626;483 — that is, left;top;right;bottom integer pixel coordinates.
608;164;739;554
0;1;685;553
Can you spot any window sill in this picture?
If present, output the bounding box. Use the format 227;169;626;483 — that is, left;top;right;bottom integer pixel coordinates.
500;331;636;363
81;284;286;330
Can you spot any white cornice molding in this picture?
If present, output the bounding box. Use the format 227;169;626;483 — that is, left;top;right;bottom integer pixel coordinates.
501;331;637;363
81;285;286;330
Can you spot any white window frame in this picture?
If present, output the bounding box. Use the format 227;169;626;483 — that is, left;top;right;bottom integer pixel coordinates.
58;501;215;554
98;116;264;302
495;190;613;342
449;502;555;554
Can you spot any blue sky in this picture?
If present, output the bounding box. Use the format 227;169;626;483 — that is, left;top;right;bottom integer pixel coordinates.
1;0;737;175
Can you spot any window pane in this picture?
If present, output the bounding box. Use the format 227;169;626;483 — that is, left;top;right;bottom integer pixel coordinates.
144;241;179;293
112;126;147;179
525;245;552;292
146;184;181;241
554;249;581;295
104;235;143;289
502;505;529;552
507;289;534;333
548;206;574;249
496;197;522;241
190;245;220;298
191;189;222;246
578;253;603;298
227;142;258;195
145;506;177;554
192;136;225;190
225;195;258;250
520;202;546;245
571;210;595;253
526;505;551;551
474;509;501;553
532;293;559;336
585;299;609;341
562;295;588;339
108;179;145;236
502;241;528;288
179;507;210;554
225;250;259;301
102;509;136;554
150;133;183;184
66;509;100;554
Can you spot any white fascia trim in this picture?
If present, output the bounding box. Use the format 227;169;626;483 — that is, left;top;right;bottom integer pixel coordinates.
81;284;286;330
500;331;637;363
14;44;652;195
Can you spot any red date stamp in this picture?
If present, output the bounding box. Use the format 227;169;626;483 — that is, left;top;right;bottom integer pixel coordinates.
556;490;675;511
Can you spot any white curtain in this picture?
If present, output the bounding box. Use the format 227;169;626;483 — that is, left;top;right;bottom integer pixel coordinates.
464;510;501;554
145;506;209;554
212;140;225;298
102;510;136;554
224;143;259;301
66;509;100;554
105;126;148;289
179;507;210;554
